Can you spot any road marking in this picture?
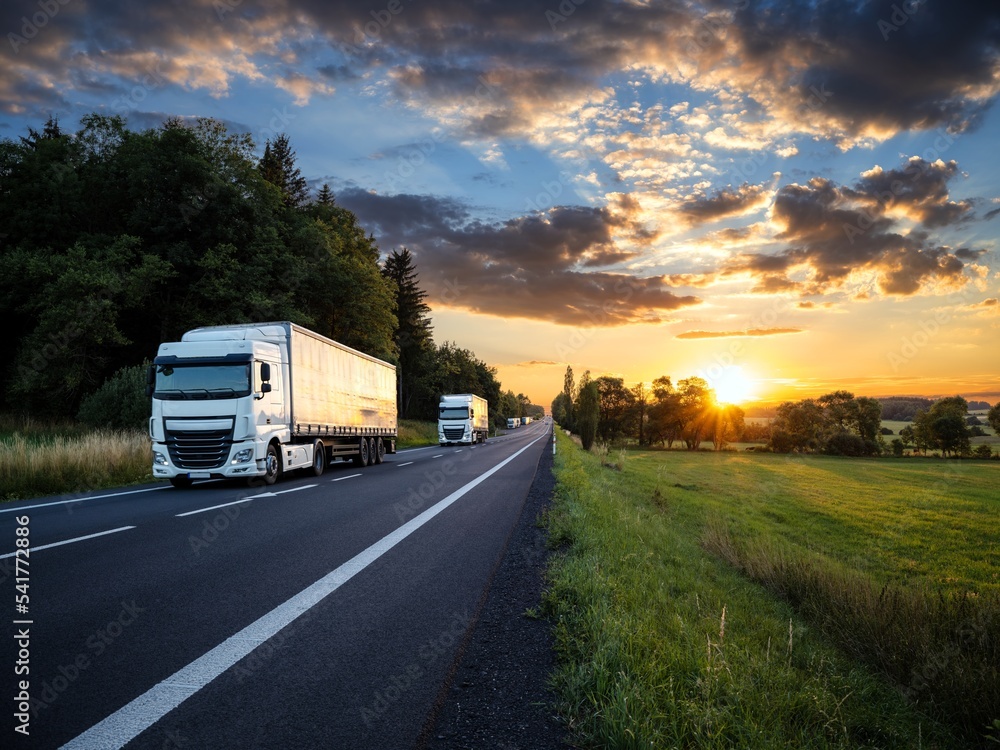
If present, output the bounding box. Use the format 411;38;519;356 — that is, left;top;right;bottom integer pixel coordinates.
432;454;443;459
453;449;463;453
0;485;169;514
0;526;136;559
175;497;257;517
274;484;317;495
397;461;414;467
330;473;362;482
62;435;546;750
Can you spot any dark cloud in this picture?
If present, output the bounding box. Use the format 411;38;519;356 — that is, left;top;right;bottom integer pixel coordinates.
336;188;700;326
677;183;771;225
675;328;803;339
722;155;987;296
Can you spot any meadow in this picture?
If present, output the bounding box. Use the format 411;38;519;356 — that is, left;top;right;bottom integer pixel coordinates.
545;431;999;748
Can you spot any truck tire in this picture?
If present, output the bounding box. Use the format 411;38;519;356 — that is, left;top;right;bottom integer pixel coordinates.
375;437;385;464
354;437;370;467
311;440;326;477
263;443;281;485
170;476;193;489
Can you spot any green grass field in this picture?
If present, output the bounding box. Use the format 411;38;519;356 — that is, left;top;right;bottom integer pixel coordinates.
546;432;999;748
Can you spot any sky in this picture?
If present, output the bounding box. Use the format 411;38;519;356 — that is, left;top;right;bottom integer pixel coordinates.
3;0;999;408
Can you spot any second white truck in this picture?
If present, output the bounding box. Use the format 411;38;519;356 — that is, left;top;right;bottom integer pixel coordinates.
438;394;489;445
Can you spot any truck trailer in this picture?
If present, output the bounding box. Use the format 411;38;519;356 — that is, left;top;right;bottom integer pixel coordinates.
438;393;489;446
148;322;397;487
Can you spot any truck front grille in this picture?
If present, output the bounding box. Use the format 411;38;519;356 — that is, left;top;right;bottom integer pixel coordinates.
165;428;233;470
443;427;466;440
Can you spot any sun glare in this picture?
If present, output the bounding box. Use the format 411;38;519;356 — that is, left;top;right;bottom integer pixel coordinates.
708;366;757;405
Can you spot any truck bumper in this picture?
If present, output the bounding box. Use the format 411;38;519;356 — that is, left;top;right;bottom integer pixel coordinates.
151;440;266;481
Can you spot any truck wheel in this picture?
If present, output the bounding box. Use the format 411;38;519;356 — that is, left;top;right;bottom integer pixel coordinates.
375;437;385;464
354;437;370;467
170;476;193;489
264;443;281;485
311;440;326;477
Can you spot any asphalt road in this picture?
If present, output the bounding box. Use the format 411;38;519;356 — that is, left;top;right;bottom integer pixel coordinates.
1;420;552;749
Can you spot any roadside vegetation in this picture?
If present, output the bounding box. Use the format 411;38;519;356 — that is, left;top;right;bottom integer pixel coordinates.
397;419;439;449
0;416;151;502
545;429;999;748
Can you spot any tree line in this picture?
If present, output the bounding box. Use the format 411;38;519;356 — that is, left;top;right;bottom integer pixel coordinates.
551;366;746;451
551;364;998;459
0;115;510;426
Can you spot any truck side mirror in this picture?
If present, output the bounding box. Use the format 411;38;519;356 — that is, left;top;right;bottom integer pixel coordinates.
261;383;272;394
146;365;156;397
260;363;271;382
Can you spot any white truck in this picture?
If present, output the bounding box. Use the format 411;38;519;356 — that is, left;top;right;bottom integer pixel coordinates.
438;394;489;446
148;322;397;488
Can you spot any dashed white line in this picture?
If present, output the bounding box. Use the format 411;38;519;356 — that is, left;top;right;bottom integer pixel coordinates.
432;454;443;459
330;473;362;482
0;485;169;514
397;461;414;467
0;526;136;559
176;497;257;518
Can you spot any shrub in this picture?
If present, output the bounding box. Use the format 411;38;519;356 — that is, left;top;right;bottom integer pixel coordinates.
973;444;993;459
77;363;150;431
822;431;869;457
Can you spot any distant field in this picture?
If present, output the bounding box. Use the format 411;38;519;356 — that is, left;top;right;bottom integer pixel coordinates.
546;434;999;748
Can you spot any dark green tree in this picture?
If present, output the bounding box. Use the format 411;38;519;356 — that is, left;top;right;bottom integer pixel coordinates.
382;248;434;418
259;133;308;208
576;380;600;451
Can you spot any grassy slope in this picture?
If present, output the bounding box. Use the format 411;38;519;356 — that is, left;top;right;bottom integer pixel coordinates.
546;432;998;748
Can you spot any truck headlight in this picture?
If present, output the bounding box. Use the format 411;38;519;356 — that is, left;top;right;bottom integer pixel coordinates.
231;448;254;464
153;451;168;466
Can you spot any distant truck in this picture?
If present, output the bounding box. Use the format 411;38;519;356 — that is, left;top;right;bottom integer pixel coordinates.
148;322;397;488
506;417;516;429
438;394;489;445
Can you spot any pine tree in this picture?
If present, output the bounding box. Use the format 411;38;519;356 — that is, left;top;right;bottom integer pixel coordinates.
316;183;335;206
382;248;434;417
258;134;308;208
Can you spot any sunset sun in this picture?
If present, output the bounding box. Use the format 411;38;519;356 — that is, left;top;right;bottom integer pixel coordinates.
708;366;757;405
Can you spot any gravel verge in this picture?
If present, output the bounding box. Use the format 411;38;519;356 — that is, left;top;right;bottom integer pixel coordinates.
416;437;573;750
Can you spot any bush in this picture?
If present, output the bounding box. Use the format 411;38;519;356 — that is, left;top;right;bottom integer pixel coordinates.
77;363;150;431
822;431;869;457
973;444;993;459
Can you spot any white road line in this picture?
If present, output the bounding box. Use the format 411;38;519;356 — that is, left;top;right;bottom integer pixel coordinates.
61;435;545;750
0;526;136;560
175;497;257;518
329;474;362;482
453;449;463;453
273;484;317;495
0;486;169;514
174;484;317;517
432;454;443;459
397;461;414;467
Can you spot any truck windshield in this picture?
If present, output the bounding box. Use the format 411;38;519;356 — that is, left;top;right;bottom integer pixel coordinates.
154;364;251;400
439;407;469;420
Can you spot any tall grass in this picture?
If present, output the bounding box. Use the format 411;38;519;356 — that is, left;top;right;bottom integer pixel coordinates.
702;519;1000;743
397;419;438;449
545;431;968;748
0;430;151;501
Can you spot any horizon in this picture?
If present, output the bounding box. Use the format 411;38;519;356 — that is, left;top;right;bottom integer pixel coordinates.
2;1;998;408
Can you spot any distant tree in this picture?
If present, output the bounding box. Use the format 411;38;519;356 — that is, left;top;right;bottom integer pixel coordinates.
562;366;576;432
594;375;635;444
647;376;682;448
259;134;308;207
631;382;648;446
382;248;434;418
576;381;600;451
770;399;824;452
709;403;745;451
913;396;971;456
316;182;335;206
551;391;571;426
676;377;714;450
987;403;1000;434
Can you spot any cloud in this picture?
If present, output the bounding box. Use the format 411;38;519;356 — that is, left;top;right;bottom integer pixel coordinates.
720;156;988;296
676;182;772;226
675;328;803;340
336;188;701;326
